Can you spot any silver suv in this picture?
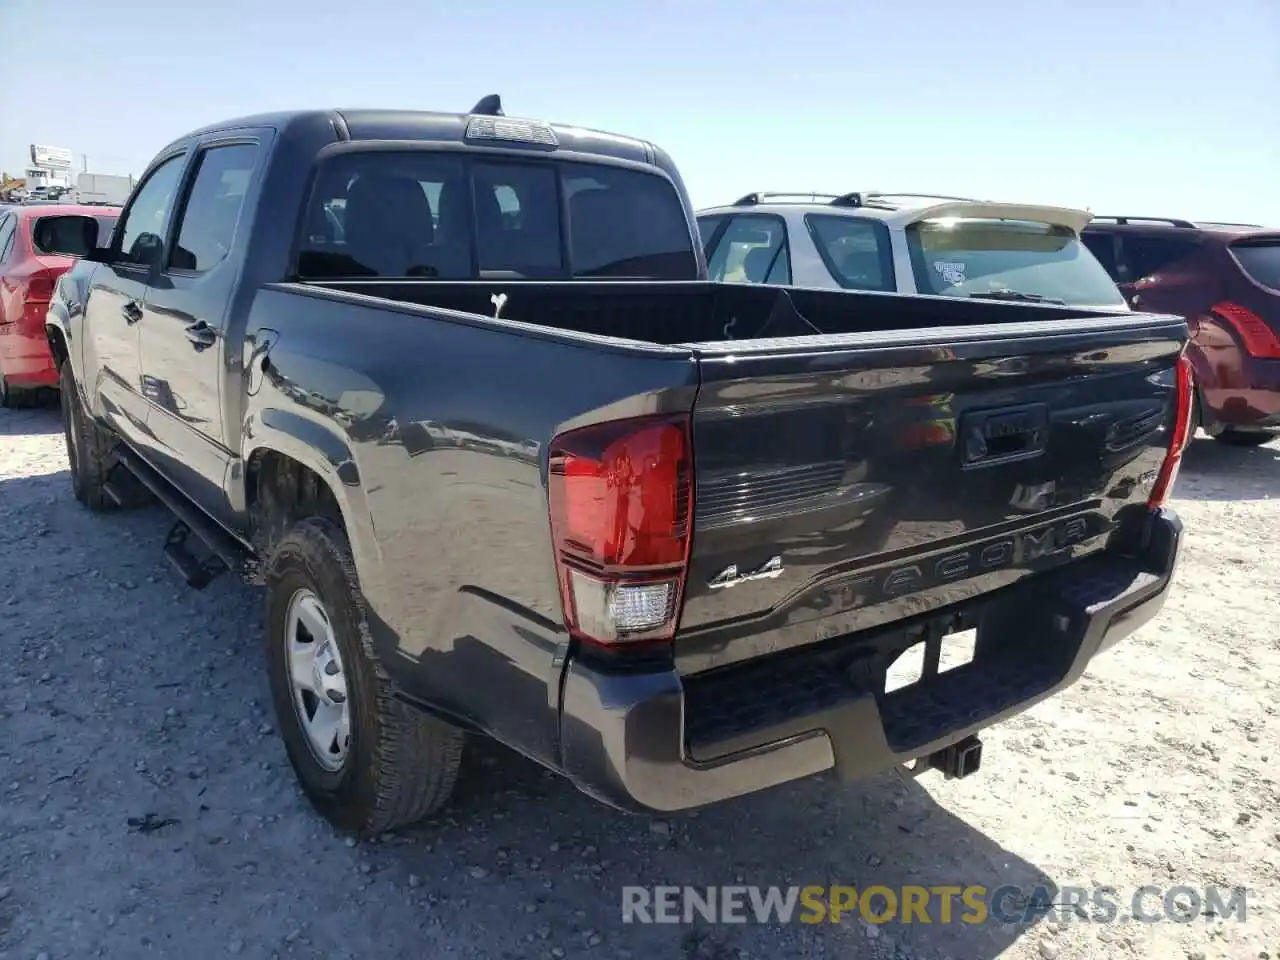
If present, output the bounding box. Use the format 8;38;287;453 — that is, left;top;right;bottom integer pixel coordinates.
695;191;1128;309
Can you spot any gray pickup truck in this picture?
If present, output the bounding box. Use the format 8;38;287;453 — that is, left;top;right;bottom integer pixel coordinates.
42;97;1192;836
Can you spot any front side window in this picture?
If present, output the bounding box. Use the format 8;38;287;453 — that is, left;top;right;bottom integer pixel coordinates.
295;152;697;281
118;155;186;269
805;215;895;292
906;218;1127;307
706;214;789;285
169;143;259;272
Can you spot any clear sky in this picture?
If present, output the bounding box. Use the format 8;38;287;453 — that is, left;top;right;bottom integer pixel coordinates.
1;0;1276;224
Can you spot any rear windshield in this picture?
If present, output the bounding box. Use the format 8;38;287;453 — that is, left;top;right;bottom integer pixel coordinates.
805;214;895;292
1230;241;1280;291
296;152;697;281
906;219;1127;307
32;214;117;255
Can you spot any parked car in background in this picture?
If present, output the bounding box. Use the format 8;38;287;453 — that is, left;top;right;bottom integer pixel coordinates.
0;202;119;405
1081;216;1280;446
695;191;1128;309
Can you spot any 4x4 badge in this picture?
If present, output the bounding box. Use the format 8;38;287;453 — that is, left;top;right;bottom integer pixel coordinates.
708;555;784;589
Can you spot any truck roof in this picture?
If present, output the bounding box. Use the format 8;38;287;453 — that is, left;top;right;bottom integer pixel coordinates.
163;107;663;170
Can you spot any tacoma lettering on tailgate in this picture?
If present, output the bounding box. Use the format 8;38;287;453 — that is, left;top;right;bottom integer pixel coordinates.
814;514;1094;613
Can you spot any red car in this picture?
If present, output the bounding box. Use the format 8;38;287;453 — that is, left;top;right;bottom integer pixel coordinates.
0;203;119;406
1082;217;1280;446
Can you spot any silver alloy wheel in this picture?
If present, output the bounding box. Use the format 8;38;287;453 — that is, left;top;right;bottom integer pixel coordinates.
285;588;350;771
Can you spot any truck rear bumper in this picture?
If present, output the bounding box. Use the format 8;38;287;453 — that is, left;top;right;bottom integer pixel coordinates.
558;507;1182;813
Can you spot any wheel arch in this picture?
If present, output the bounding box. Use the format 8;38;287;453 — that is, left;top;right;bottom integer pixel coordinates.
241;429;380;594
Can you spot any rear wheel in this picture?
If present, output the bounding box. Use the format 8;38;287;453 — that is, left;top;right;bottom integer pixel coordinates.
1215;428;1276;448
264;516;464;836
59;362;116;510
0;373;27;409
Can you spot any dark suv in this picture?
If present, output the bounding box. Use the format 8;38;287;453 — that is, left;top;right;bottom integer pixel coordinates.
1082;217;1280;446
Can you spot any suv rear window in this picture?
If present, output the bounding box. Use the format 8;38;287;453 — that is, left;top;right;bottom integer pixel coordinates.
1230;241;1280;292
906;219;1127;307
296;151;697;281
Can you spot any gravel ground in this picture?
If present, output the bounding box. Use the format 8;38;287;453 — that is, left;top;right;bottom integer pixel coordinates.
1;402;1276;960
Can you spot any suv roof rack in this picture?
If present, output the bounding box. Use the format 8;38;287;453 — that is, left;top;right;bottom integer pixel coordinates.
861;191;983;204
731;192;843;206
1089;216;1197;228
731;190;984;210
1195;221;1264;229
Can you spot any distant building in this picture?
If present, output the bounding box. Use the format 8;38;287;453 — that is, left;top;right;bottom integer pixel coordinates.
27;144;74;195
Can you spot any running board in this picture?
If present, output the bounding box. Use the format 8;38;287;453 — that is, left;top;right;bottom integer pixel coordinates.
112;447;254;590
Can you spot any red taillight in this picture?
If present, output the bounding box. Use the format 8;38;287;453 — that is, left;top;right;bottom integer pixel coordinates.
26;270;56;303
548;415;693;648
1209;301;1280;359
1147;353;1194;509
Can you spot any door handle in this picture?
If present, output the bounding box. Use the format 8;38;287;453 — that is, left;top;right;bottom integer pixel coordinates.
184;320;218;351
122;300;142;324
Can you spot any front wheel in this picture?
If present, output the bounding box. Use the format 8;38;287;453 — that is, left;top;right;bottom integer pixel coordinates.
264;516;464;836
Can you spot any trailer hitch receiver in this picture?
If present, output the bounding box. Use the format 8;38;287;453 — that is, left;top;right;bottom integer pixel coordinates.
928;734;983;779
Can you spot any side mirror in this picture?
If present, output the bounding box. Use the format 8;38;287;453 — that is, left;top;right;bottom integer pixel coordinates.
31;215;106;259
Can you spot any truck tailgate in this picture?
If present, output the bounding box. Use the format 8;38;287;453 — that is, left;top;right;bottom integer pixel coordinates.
676;312;1188;676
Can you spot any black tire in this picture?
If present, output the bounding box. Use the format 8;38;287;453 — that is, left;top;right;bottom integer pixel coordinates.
59;362;116;511
264;516;464;836
0;373;26;409
1215;429;1276;448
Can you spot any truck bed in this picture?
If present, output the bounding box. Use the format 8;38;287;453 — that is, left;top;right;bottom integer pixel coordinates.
304;277;1136;345
259;278;1184;675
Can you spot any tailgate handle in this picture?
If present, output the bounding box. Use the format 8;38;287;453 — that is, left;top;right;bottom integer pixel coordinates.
961;404;1049;468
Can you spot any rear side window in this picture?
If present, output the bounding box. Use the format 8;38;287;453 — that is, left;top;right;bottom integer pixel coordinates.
1081;231;1119;279
1121;236;1200;281
805;215;895;292
296;152;697;281
705;214;790;285
1230;242;1280;291
169;143;259;273
906;219;1127;307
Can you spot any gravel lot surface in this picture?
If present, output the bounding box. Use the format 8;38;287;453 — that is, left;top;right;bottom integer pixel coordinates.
1;402;1276;960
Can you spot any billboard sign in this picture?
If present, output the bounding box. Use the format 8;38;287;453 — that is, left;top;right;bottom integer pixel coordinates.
30;144;73;168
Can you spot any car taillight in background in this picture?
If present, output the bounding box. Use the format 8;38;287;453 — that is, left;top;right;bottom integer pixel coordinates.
26;269;56;302
1209;301;1280;359
548;414;693;650
1147;353;1194;510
